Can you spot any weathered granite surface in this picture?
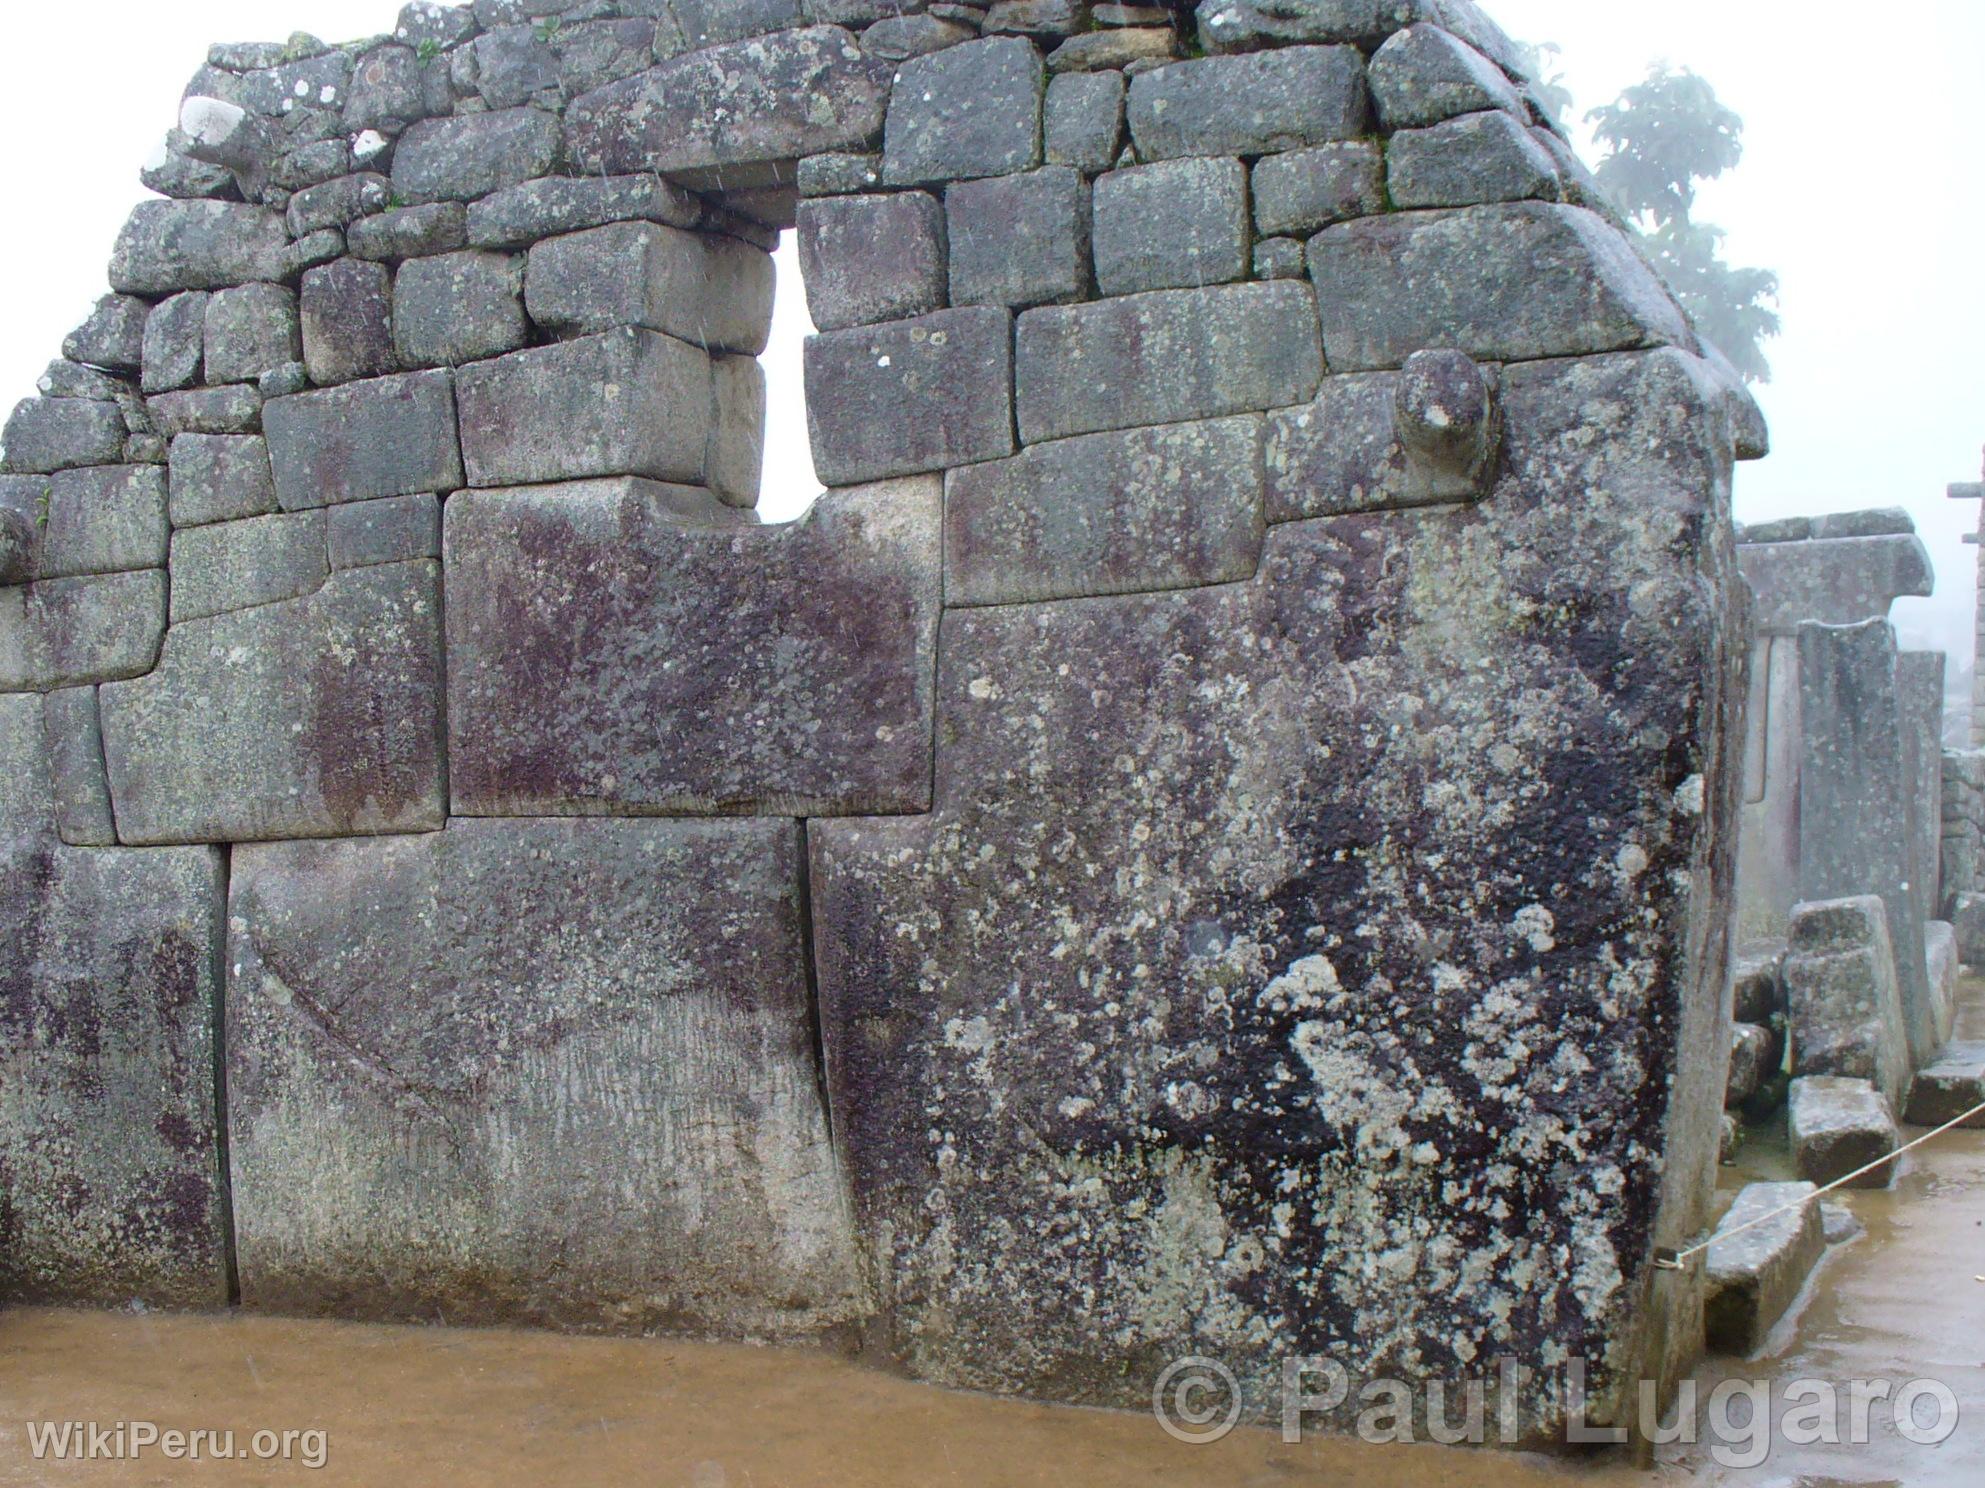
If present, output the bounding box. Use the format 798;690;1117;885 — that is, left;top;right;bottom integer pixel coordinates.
812;346;1745;1431
1788;1076;1898;1189
99;562;445;845
226;817;865;1336
446;477;939;817
1781;895;1910;1109
1;696;228;1307
1904;1041;1985;1128
1703;1180;1822;1356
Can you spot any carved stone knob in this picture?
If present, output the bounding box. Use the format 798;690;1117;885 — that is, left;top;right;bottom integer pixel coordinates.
1394;348;1501;501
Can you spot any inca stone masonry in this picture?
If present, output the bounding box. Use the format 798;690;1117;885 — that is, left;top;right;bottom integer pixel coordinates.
1;0;1768;1446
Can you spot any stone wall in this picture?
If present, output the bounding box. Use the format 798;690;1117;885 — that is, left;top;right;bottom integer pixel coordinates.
1;0;1759;1443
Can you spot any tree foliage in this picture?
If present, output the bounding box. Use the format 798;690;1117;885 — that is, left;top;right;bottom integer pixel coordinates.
1585;66;1780;383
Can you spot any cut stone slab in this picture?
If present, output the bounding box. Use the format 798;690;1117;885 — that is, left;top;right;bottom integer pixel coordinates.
808;347;1745;1427
0;571;167;693
168;510;328;623
348;203;469;261
796;193;948;331
1703;1181;1823;1356
1387;109;1560;209
456;329;714;489
146;387;263;439
1044;68;1124;174
264;370;463;511
39;465;170;579
1797;620;1938;1071
465;173;702;249
568;26;889;177
1788;1076;1899;1189
1015;282;1321;444
65;296;150;373
1726;1022;1776;1109
446;477;939;817
300;259;397;387
1307;203;1691;371
1925;918;1959;1048
328;493;441;570
1368;23;1523;131
1252;140;1384;238
99;561;445;845
168;434;277;528
392;250;529;369
41;685;117;847
109;200;292;295
706;355;766;509
1092;156;1249;296
3;398;129;474
205;283;303;387
1125;46;1369;161
390;107;563;204
1782;895;1911;1109
883;36;1045;186
225;817;865;1336
945;167;1090;309
1903;1041;1985;1128
804;307;1015;486
525;223;774;355
143;292;208;395
1738;534;1935;634
945;415;1264;606
0;823;228;1302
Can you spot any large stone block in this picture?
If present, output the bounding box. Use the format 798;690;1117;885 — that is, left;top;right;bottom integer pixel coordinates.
446;476;939;816
1797;620;1938;1070
205;283;304;387
225;817;866;1336
168;434;277;527
142;292;208;395
0;570;167;692
706;355;766;509
805;307;1014;485
1788;1076;1898;1189
1368;23;1524;131
64;295;150;373
348;202;469;260
1739;534;1935;635
264;370;463;511
41;685;117;847
300;258;398;386
466;173;702;249
1307;203;1691;370
146;386;263;439
567;27;889;177
883;36;1045;186
0;837;229;1303
1251;140;1384;237
39;465;169;579
456;329;714;488
392;249;529;368
109;200;292;294
1781;895;1911;1108
1703;1181;1823;1356
1387;109;1561;209
811;346;1745;1428
795;193;948;331
946;415;1264;606
1092;156;1249;295
1015;282;1321;444
1044;68;1123;174
525;223;774;355
390;107;563;204
1904;1041;1985;1128
99;561;446;844
328;493;441;570
168;510;329;623
946;167;1090;309
1126;46;1369;161
2;398;128;474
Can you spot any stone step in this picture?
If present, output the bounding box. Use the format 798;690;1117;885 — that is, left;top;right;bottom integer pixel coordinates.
1704;1180;1824;1355
1788;1076;1900;1189
1904;1041;1985;1128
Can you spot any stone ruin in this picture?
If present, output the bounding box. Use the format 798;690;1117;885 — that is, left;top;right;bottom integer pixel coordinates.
1;0;1770;1446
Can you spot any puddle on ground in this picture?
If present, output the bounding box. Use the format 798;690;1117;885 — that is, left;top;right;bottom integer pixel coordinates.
5;994;1982;1487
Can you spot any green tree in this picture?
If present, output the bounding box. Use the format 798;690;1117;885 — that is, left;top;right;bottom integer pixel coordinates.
1586;66;1781;383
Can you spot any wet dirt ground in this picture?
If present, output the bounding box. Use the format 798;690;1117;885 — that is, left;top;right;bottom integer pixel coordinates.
5;995;1982;1487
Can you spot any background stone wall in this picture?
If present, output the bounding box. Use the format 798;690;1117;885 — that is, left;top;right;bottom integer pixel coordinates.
1;0;1759;1443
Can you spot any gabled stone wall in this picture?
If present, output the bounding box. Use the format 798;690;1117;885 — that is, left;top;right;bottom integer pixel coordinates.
1;0;1759;1445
